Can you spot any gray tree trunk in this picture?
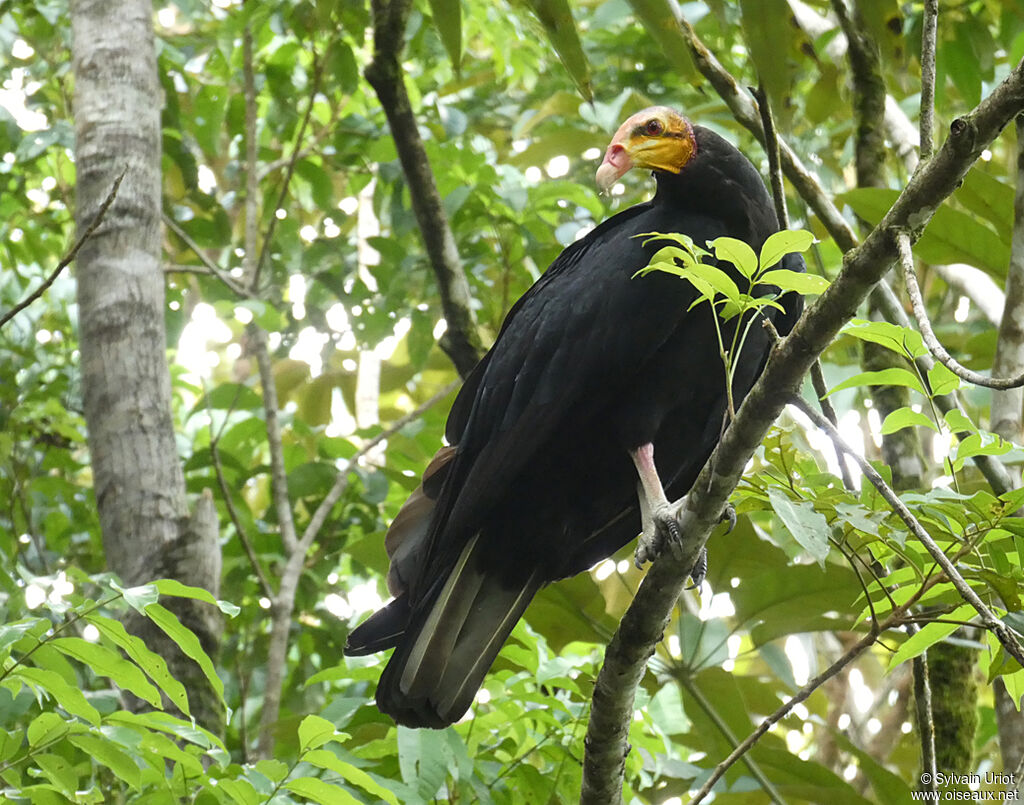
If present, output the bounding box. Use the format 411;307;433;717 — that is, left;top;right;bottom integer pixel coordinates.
71;0;223;734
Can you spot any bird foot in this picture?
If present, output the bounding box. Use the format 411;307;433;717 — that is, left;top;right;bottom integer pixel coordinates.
634;501;735;586
634;498;686;568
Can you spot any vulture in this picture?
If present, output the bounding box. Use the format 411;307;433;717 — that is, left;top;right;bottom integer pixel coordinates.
345;106;804;728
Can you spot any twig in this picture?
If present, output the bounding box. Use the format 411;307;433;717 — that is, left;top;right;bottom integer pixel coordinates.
209;434;274;601
689;623;882;803
162;212;251;297
0;171;125;330
810;362;857;490
920;0;939;163
365;0;482;378
898;231;1024;389
752;85;788;230
793;395;1024;666
678;675;786;805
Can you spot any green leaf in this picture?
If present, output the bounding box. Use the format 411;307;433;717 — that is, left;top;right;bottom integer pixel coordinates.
284;777;361;804
889;605;975;669
740;0;797;126
524;0;592;101
880;407;937;435
841;319;927;358
709;236;758;279
944;408;977;434
827;368;926;397
680;262;741;304
646;683;690;734
0;620;47;656
27;713;70;748
756;268;830;295
839;187;1010;278
255;758;289;782
85;614;191;717
152;579;240;617
14;667;101;725
34;753;77;796
0;728;22;763
112;581;159;614
767;488;830;565
68;733;142;791
956;167;1015;241
298;715;339;752
143;603;226;712
305;749;401;805
427;0;461;70
927;362;960;396
758;229;814;271
624;0;697;81
50;637;162;708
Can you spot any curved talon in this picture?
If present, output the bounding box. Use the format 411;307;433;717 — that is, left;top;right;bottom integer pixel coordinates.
686;547;708;589
719;503;737;533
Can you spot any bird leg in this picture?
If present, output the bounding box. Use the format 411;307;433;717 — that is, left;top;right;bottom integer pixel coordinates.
631;444;701;577
631;444;735;587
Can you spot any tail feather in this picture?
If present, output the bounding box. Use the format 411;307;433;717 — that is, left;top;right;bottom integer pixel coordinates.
376;536;542;728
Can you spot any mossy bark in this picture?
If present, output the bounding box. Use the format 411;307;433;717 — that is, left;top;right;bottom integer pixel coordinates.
927;641;978;775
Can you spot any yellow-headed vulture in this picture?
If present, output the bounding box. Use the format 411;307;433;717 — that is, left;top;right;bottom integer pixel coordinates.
345;106;804;728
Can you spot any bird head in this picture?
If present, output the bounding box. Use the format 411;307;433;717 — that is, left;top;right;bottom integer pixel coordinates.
596;106;696;193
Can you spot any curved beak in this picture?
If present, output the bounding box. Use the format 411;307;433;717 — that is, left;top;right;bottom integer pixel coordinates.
596;142;633;193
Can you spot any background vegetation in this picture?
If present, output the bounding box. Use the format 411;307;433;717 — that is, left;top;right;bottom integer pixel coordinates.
2;0;1024;802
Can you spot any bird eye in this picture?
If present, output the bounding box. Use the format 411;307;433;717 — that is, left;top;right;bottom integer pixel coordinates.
645;119;664;135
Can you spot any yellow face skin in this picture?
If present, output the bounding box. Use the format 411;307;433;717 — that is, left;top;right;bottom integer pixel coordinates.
595;106;696;192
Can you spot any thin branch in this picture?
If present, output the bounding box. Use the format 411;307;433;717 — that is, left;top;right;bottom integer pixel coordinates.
0;170;124;330
252;43;330;292
689;623;882;803
162;212;251;297
365;0;482;378
752;85;788;230
752;82;855;492
810;361;857;491
677;675;787;805
794;395;1024;666
992;116;1024;442
899;231;1024;389
242;25;260;288
209;434;274;601
920;0;939;163
582;46;1024;800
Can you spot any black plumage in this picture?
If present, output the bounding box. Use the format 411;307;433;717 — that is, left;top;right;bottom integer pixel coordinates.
345;107;804;728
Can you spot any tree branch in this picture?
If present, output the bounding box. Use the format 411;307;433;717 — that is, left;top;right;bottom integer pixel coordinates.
365;0;483;378
580;55;1024;801
162;212;251;297
992;116;1024;439
920;0;939;163
900;232;1024;389
910;623;939;797
0;171;124;330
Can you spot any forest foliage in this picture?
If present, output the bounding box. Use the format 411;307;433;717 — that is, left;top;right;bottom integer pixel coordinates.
3;0;1024;802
